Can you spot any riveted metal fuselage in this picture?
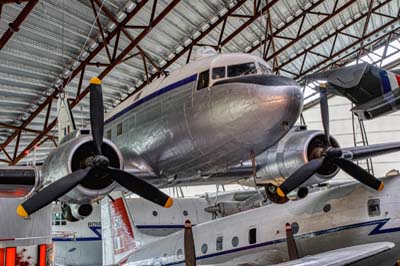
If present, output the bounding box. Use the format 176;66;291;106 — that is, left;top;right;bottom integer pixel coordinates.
105;73;303;185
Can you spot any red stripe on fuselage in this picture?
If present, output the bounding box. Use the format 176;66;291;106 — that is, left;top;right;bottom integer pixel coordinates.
396;75;400;87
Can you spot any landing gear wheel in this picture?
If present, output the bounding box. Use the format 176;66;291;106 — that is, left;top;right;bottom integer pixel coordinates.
264;184;289;204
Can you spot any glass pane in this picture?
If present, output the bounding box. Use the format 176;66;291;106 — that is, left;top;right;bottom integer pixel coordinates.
228;62;257;77
197;70;210;90
212;67;225;79
216;235;223;251
249;228;257;244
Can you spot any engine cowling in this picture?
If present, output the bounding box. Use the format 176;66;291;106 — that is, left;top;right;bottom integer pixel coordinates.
256;128;340;186
40;130;123;205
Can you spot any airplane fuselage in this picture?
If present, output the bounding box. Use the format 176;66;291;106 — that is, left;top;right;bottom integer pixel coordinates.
123;175;400;265
104;53;303;186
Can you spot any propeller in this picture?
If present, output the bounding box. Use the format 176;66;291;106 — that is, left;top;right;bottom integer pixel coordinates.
276;83;388;198
17;77;173;218
184;220;196;266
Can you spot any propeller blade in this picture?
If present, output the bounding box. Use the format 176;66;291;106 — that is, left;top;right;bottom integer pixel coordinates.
335;158;384;191
277;157;325;197
184;220;196;266
89;77;104;155
17;168;91;217
319;85;331;146
107;168;173;208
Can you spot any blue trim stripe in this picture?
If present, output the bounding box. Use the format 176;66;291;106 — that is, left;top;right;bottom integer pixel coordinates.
162;218;397;265
105;74;197;124
380;69;391;94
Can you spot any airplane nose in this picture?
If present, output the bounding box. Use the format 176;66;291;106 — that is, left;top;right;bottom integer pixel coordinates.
210;74;303;152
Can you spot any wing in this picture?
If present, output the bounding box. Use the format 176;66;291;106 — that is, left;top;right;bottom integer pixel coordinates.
272;242;394;266
0;166;38;197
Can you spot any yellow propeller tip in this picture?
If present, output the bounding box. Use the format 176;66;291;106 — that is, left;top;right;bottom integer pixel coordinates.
90;77;102;85
276;187;286;198
16;205;28;218
378;182;384;192
164;197;173;208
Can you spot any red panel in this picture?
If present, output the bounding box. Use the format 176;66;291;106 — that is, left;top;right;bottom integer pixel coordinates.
5;247;16;266
38;245;46;266
110;198;136;255
396;75;400;87
0;248;5;266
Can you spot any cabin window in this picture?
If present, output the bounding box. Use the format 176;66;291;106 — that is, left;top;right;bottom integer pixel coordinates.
228;62;257;77
368;199;381;217
52;212;66;226
216;235;223;251
231;236;239;247
212;67;225;79
176;248;183;259
201;243;208;254
117;123;123;136
152;210;158;216
197;70;210;90
183;210;188;216
249;228;257;244
106;129;111;139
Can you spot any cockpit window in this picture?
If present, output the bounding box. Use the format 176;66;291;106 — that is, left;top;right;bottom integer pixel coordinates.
197;69;210;90
259;64;270;74
228;62;257;77
212;67;226;79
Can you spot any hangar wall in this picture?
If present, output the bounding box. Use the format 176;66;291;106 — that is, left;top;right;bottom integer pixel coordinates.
302;95;400;180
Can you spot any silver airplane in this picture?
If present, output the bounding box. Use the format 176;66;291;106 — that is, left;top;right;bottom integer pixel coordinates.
2;52;400;221
101;174;400;266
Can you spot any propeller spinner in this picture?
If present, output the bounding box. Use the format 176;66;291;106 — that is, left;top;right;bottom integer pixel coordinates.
17;77;173;218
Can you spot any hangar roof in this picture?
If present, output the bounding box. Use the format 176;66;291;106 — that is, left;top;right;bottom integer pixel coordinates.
0;0;399;164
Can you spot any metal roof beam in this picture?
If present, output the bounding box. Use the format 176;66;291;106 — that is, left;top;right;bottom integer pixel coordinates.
0;0;39;50
9;0;182;165
1;0;150;156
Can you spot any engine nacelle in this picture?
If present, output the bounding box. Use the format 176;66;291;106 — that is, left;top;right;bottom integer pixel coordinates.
41;129;123;205
256;128;340;186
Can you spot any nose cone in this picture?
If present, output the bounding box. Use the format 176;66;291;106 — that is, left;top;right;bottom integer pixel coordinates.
212;74;303;152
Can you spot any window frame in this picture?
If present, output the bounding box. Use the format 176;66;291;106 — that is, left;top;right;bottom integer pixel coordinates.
212;66;226;80
367;198;381;217
117;123;123;136
248;227;257;244
216;235;223;251
197;69;210;91
227;62;257;78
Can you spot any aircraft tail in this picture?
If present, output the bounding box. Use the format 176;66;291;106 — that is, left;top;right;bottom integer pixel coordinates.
304;63;400;120
101;192;160;265
57;92;76;143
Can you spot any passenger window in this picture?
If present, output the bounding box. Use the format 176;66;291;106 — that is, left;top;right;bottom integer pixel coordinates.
197;70;210;90
117;123;122;136
106;129;111;139
176;248;183;259
216;235;223;251
228;62;257;77
368;199;381;217
201;243;208;254
212;67;225;79
249;228;257;244
231;236;239;247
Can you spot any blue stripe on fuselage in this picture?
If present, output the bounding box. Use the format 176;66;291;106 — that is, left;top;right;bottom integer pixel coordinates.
162;218;396;265
105;74;197;124
380;69;391;94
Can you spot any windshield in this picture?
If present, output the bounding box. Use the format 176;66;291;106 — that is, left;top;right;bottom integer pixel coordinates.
227;62;257;77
